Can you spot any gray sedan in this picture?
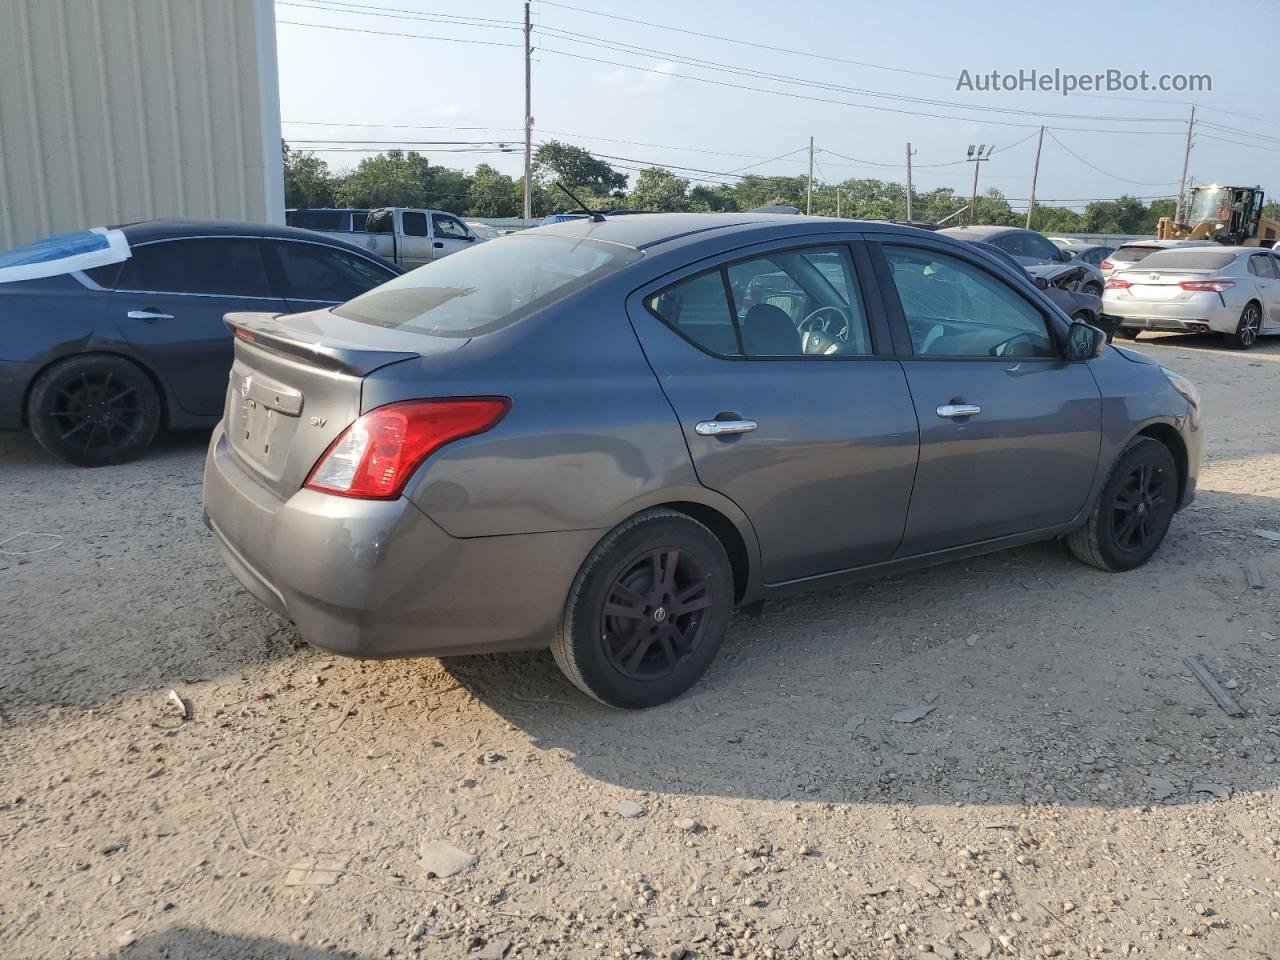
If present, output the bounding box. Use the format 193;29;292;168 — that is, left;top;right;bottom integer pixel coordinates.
1104;245;1280;348
203;214;1202;708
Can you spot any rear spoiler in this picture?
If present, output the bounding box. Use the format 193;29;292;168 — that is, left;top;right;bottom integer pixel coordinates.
224;312;419;377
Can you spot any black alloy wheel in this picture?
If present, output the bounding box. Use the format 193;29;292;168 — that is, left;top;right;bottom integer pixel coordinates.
28;355;161;466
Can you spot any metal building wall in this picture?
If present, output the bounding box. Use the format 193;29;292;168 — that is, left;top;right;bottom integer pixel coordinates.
0;0;284;249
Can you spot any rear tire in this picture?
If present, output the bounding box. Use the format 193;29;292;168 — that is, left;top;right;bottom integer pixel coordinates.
1227;301;1262;350
552;509;734;709
1067;436;1177;572
27;355;161;466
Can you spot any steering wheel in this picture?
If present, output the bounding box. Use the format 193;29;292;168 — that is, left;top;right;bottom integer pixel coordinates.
797;305;851;342
990;332;1041;358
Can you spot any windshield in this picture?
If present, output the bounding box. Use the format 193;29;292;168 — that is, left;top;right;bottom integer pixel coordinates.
333;234;640;337
1188;187;1230;224
1137;249;1238;271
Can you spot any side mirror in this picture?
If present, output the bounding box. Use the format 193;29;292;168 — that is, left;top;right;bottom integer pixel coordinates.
1066;319;1106;361
1057;248;1075;263
1033;275;1050;290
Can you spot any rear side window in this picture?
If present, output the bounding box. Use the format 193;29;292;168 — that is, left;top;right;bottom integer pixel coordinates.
1248;254;1278;278
648;270;739;356
401;212;430;237
266;241;393;302
334;234;639;337
647;245;873;358
115;238;270;297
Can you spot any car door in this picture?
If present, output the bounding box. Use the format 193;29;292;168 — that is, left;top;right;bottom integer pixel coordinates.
431;213;475;259
1246;252;1280;329
397;211;434;269
109;237;286;417
260;239;399;313
869;236;1101;555
627;239;920;584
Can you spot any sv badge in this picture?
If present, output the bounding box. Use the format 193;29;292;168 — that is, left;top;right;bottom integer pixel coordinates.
309;416;327;428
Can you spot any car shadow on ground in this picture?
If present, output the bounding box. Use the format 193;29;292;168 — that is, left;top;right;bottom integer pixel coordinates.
96;926;375;960
440;486;1280;810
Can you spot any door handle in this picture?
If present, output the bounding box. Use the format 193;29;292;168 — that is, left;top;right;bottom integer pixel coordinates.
127;309;174;321
433;241;444;249
695;418;758;436
936;403;982;419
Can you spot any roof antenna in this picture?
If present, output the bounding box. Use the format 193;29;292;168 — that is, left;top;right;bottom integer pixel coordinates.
554;181;605;222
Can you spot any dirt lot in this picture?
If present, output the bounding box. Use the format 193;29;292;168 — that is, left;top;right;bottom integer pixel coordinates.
2;333;1279;960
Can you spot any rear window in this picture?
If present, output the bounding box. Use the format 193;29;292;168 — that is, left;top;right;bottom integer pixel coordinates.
1136;249;1238;271
333;234;640;337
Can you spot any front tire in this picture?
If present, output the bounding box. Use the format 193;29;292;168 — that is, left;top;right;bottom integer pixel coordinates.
1116;328;1141;340
552;509;734;709
1067;437;1178;572
1227;301;1262;350
27;355;162;466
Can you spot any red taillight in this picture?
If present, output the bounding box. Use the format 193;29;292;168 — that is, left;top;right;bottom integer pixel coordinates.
1099;259;1114;271
232;325;255;342
305;398;510;500
1179;279;1235;293
1105;278;1131;289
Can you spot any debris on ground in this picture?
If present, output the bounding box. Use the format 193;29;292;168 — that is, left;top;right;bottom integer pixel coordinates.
418;840;477;879
890;705;935;724
283;859;347;886
615;799;646;819
1185;655;1246;718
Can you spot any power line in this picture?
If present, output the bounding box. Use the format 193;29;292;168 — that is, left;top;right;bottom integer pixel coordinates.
277;0;518;29
275;18;521;47
534;24;1184;126
533;0;953;81
1196;133;1280;155
1045;130;1179;186
285;120;523;132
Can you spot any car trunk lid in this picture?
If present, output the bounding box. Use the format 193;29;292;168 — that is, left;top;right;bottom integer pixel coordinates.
221;310;455;498
1114;269;1221;302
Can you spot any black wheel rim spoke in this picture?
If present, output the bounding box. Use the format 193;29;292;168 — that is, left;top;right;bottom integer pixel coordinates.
1111;460;1168;554
601;546;713;682
45;368;146;456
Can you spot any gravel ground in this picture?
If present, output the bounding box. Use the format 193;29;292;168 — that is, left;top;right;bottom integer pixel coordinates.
2;333;1279;960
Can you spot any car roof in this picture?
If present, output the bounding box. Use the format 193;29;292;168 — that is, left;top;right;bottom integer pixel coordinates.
529;212;935;251
1114;239;1215;251
114;218;365;246
936;225;1024;240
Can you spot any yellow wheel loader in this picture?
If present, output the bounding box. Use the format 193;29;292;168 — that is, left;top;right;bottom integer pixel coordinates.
1156;184;1280;246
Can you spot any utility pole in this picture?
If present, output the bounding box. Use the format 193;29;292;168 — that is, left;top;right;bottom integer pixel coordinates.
1175;105;1195;223
836;187;842;218
806;136;814;215
965;144;993;225
905;142;916;220
1025;126;1044;230
522;0;532;221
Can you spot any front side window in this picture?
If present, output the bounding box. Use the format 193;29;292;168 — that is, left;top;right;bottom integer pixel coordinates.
115;238;270;297
334;234;639;337
267;242;392;302
646;245;873;358
883;245;1054;359
432;214;470;240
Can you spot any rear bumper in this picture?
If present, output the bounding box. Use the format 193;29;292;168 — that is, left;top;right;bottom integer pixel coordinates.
1104;296;1236;334
202;422;599;658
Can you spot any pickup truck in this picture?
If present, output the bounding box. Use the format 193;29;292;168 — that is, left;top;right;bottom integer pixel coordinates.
287;207;485;269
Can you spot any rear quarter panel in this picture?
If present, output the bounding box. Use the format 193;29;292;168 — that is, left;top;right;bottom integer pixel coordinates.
361;278;752;545
0;275;123;429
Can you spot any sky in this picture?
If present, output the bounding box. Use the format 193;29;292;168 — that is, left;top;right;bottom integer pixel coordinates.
274;0;1280;212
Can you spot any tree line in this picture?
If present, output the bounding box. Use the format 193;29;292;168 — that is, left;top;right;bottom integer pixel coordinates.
285;139;1262;235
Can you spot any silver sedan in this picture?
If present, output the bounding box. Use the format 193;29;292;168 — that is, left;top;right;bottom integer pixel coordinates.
1104;246;1280;349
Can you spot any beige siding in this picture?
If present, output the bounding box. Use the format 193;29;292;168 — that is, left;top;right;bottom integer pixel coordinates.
0;0;283;249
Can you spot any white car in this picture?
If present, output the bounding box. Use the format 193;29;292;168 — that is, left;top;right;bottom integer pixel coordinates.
1099;239;1215;278
1104;245;1280;349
